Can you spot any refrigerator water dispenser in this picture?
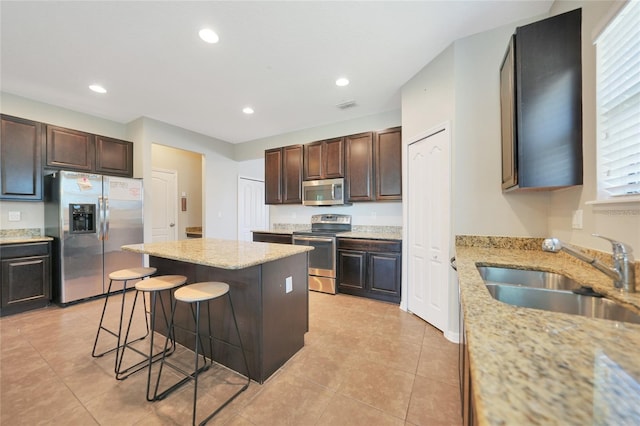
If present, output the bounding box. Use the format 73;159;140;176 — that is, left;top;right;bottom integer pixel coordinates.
70;204;96;233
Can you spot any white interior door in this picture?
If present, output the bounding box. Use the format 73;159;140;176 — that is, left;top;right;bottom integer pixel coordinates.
151;169;178;242
237;176;269;241
407;128;450;332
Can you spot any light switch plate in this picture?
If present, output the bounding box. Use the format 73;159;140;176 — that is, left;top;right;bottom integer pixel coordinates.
285;276;293;293
8;211;21;222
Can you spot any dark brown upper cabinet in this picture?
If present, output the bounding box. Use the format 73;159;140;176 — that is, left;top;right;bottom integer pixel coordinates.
264;145;303;204
282;145;303;203
303;137;344;180
265;148;283;204
45;125;134;177
501;8;583;191
375;127;402;200
345;132;375;201
46;125;95;171
0;115;43;201
95;135;133;177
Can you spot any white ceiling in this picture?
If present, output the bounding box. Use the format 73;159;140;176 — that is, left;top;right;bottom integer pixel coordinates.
1;1;552;144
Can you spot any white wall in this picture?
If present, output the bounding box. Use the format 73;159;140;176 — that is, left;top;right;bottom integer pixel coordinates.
269;202;402;228
452;22;550;237
128;117;238;241
546;0;640;252
238;158;265;181
0;201;44;233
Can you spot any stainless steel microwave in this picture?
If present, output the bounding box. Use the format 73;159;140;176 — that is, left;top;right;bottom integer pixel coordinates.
302;178;347;206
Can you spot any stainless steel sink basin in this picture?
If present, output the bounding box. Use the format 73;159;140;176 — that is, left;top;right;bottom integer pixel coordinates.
477;266;582;290
485;284;640;324
477;266;640;324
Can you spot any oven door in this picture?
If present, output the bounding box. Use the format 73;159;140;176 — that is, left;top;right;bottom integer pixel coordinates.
292;235;337;294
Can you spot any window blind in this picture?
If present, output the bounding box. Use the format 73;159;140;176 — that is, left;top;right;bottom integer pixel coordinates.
596;0;640;198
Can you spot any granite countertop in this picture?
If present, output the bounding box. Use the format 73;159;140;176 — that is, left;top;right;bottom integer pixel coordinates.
337;230;402;240
122;238;313;270
0;236;54;245
456;236;640;425
252;225;402;240
0;228;53;245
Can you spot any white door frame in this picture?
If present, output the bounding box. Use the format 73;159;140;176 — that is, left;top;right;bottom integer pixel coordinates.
401;121;458;342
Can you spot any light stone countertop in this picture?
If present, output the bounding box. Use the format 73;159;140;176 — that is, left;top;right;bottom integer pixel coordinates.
337;231;402;241
0;236;53;245
122;238;313;270
0;228;52;245
456;236;640;425
252;225;402;240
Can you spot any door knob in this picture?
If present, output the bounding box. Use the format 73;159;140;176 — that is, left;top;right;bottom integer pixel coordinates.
170;223;175;227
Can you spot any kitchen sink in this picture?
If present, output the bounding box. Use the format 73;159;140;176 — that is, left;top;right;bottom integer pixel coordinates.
477;266;640;324
477;266;582;291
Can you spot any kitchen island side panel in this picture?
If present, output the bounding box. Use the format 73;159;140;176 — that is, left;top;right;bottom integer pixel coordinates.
260;252;309;381
148;253;308;384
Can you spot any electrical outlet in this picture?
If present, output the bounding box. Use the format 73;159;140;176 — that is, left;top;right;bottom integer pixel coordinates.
285;276;293;293
8;211;21;222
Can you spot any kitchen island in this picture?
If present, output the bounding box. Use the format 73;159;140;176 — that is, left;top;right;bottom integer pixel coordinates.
122;238;313;384
456;236;640;425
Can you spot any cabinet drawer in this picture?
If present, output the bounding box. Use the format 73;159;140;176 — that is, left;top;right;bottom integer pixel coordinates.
337;238;401;253
0;242;50;259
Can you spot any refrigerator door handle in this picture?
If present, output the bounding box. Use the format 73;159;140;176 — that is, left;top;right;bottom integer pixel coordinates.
104;197;110;240
98;196;104;240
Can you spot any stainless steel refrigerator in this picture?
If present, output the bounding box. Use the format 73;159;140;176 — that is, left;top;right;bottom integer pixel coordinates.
45;171;144;305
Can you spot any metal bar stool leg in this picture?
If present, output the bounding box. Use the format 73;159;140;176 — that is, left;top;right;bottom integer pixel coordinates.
91;267;156;361
153;282;250;426
92;278;116;358
116;275;186;382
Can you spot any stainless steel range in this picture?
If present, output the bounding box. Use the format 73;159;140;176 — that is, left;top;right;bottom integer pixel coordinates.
292;214;352;294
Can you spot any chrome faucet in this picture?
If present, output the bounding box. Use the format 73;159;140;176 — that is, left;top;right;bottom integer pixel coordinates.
542;235;635;293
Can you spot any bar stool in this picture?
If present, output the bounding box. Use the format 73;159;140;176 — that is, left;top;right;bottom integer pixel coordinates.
153;282;250;426
91;267;157;373
116;275;188;391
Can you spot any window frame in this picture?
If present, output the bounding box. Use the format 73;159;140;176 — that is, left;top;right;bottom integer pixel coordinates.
592;0;640;206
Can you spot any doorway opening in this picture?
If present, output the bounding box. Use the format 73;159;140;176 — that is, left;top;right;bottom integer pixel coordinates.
151;144;204;241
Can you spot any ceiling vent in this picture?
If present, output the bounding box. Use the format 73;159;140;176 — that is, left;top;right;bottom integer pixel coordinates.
336;100;357;110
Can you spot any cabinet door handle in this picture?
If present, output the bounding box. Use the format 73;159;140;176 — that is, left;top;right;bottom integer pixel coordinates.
450;256;457;271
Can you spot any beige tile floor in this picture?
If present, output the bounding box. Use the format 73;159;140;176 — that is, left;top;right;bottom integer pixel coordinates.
0;291;461;425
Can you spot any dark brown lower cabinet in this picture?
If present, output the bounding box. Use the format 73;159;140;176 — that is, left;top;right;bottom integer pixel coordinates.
459;304;476;425
461;338;476;425
337;238;401;303
0;242;51;316
252;232;292;244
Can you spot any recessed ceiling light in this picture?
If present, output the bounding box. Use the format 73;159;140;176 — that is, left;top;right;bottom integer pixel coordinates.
89;84;107;94
336;77;349;87
199;28;219;44
243;107;254;115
